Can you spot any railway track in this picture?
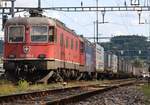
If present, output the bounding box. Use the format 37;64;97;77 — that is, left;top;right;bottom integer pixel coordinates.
0;79;137;105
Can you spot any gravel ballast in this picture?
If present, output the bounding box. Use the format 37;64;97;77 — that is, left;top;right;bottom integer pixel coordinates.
69;85;149;105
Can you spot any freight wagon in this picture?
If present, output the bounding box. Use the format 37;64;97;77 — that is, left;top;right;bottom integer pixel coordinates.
104;51;118;73
94;43;104;72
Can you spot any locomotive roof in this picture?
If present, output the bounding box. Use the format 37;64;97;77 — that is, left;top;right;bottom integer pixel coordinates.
5;17;55;26
79;35;94;46
54;18;78;36
5;17;78;36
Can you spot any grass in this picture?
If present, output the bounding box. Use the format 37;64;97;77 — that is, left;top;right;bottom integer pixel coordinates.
141;84;150;97
0;84;17;95
140;84;150;105
0;80;16;95
0;79;12;85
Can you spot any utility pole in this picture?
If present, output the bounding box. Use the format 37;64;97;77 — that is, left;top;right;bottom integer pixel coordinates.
137;10;142;24
38;0;41;8
96;0;98;43
147;1;150;42
93;21;96;43
11;0;15;17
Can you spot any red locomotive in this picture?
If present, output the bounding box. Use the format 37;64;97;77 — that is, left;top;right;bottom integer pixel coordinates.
3;10;99;83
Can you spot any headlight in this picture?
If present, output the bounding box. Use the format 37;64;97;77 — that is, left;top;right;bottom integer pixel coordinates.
8;54;16;58
38;54;46;59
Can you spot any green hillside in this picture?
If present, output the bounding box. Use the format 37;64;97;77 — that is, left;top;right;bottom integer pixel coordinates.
101;35;150;61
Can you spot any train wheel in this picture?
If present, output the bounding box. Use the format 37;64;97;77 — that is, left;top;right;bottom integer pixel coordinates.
51;70;63;82
77;72;83;80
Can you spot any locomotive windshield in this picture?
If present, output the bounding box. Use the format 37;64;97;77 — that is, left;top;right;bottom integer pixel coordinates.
8;25;24;42
31;26;48;42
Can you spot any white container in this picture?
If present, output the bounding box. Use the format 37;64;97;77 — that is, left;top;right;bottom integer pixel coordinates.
94;43;104;72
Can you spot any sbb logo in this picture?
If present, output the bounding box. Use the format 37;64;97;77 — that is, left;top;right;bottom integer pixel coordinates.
23;46;30;54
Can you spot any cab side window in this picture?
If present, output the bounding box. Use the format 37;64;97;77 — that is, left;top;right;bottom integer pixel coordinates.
66;37;68;48
80;42;84;53
76;40;78;50
71;39;73;49
60;33;64;46
49;27;54;42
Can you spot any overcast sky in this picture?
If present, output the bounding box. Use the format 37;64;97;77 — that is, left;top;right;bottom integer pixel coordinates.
1;0;150;42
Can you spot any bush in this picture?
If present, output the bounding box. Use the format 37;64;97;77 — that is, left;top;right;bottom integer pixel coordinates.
18;80;29;91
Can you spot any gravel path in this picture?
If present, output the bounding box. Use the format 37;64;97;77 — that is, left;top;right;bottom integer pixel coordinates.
69;86;148;105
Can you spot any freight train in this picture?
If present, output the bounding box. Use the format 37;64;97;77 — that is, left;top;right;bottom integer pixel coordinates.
3;10;141;83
